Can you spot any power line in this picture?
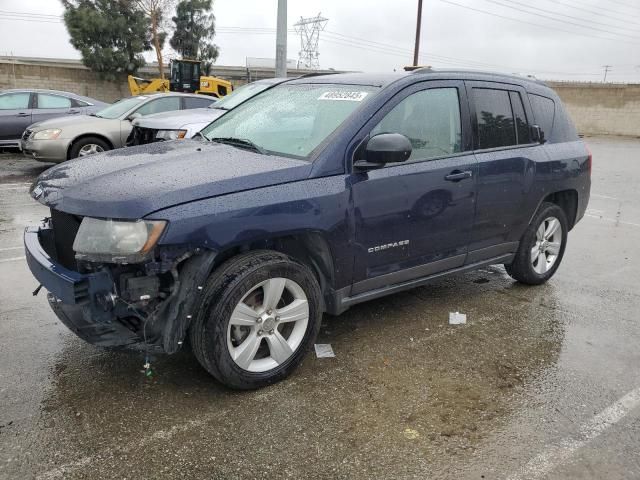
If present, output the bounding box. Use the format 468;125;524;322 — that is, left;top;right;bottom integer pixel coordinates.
438;0;640;46
605;0;640;11
538;0;640;25
478;0;640;41
509;0;640;32
320;34;602;77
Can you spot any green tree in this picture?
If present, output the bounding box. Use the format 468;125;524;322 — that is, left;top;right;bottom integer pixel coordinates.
62;0;151;79
170;0;219;75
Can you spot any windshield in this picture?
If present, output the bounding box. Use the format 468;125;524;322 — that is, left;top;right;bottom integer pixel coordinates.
202;84;378;158
211;81;277;110
95;96;147;119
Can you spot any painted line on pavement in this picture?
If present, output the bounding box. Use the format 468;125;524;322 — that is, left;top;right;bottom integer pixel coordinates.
0;256;26;263
0;246;22;252
585;214;640;228
508;386;640;480
591;193;619;200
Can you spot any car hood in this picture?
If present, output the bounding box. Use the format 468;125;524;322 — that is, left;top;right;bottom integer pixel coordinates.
31;140;312;219
29;114;115;131
133;108;224;129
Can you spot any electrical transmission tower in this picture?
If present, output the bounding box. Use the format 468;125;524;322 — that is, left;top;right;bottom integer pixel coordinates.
294;13;328;69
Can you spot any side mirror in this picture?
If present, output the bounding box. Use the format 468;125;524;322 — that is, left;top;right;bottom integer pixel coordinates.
531;124;545;144
355;133;412;169
128;112;142;122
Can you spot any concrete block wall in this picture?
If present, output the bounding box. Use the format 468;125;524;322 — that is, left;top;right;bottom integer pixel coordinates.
0;57;333;104
0;62;130;103
548;82;640;137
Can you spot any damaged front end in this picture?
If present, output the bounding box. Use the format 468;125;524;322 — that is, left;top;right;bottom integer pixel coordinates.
24;210;215;353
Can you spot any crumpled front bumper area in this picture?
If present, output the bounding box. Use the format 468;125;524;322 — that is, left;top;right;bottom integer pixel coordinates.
24;221;145;349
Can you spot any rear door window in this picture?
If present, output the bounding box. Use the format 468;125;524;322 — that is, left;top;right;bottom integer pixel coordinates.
473;88;516;149
37;94;72;109
136;96;181;116
528;94;555;142
371;87;463;162
183;97;214;109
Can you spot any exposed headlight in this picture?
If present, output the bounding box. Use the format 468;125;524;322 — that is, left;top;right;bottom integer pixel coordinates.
156;129;187;140
32;129;62;140
73;218;167;263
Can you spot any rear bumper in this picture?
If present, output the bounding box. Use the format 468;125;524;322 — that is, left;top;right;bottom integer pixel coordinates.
24;222;144;349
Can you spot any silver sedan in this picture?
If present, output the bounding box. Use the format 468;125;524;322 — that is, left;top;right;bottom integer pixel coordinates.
21;93;215;162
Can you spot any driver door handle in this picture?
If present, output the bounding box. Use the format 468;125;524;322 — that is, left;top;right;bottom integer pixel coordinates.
16;112;30;117
444;170;473;182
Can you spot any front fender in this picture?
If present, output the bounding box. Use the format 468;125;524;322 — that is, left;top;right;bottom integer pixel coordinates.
150;177;353;289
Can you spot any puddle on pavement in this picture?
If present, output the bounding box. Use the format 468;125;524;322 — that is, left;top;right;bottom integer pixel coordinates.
18;267;564;479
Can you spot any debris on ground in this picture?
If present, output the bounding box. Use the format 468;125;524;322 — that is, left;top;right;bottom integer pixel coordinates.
449;311;467;325
314;344;336;358
403;428;420;440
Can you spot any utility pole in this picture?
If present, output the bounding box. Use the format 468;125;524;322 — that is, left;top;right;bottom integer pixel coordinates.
413;0;423;67
275;0;287;78
603;65;612;82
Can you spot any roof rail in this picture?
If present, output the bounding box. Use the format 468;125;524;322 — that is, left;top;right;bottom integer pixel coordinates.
404;65;434;73
297;71;343;78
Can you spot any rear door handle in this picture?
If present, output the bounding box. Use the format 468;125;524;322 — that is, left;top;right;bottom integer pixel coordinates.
68;109;80;114
16;112;30;117
444;170;473;182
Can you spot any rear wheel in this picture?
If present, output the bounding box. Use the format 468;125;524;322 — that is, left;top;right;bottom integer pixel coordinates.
505;202;568;285
189;251;322;389
69;136;110;159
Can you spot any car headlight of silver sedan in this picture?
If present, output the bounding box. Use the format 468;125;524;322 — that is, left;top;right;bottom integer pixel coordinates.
73;217;167;263
32;129;62;140
156;129;187;140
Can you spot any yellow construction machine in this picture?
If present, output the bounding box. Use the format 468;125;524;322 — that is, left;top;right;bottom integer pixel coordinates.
128;59;233;98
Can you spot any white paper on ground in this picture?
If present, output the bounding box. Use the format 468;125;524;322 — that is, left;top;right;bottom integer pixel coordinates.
449;311;467;325
314;344;336;358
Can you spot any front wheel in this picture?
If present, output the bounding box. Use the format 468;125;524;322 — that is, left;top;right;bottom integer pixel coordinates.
189;251;322;389
69;136;110;159
505;202;568;285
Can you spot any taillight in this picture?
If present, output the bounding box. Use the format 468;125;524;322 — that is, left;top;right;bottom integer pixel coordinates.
586;145;592;176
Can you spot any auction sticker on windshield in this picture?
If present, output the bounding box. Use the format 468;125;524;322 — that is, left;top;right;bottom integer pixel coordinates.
318;91;369;101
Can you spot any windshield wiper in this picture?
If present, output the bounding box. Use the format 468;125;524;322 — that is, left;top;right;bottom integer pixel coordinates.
209;137;268;155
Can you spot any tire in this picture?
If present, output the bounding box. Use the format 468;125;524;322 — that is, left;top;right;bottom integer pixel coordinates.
68;136;110;159
505;202;568;285
189;250;322;390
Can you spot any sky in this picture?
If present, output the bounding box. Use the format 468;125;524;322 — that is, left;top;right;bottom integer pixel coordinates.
1;0;639;82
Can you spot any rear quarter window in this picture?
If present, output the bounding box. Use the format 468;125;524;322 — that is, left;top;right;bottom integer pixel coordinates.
527;94;555;143
528;93;578;143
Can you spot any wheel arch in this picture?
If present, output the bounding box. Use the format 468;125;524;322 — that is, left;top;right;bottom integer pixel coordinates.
67;133;114;159
211;232;336;305
541;189;579;230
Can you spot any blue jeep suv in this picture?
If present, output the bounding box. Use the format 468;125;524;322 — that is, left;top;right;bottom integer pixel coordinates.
25;70;591;389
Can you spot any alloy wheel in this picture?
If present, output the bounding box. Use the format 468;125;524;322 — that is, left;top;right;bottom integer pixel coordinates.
531;216;563;274
78;144;104;156
226;277;309;372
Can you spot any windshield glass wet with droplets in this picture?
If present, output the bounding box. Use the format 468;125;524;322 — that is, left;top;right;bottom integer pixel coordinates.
201;84;379;158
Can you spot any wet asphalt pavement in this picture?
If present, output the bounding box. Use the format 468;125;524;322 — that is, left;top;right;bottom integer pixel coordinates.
0;137;639;479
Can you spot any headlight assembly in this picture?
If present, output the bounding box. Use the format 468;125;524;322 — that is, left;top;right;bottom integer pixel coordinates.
156;129;187;140
32;129;62;140
73;217;167;263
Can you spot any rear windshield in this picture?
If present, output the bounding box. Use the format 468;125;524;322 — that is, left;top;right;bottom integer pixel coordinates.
202;84;379;158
